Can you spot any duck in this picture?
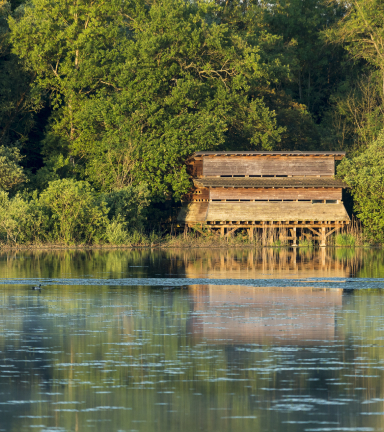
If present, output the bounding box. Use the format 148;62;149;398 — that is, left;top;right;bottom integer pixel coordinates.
31;284;42;291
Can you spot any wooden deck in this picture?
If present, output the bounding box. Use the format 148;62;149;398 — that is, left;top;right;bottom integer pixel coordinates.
178;202;350;245
178;201;349;223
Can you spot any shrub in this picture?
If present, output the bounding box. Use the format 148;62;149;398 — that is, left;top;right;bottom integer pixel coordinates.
39;179;109;244
0;180;155;246
102;184;151;230
0;191;47;244
105;216;129;245
0;191;26;243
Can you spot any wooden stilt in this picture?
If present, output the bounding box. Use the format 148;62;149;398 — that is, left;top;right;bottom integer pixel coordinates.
320;227;326;247
225;227;238;238
248;227;254;241
220;227;225;237
292;227;297;247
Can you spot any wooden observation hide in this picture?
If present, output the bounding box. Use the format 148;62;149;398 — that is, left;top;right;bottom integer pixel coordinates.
177;151;350;245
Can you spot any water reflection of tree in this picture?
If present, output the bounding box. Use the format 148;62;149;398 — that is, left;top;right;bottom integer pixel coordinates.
0;247;380;281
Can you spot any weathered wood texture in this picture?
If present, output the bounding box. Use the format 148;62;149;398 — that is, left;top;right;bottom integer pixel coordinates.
194;151;346;160
187;159;203;177
191;187;209;201
203;157;334;177
178;202;350;223
209;188;342;201
177;202;209;222
207;202;349;222
194;177;347;188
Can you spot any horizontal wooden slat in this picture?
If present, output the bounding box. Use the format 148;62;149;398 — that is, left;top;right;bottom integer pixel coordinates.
194;151;345;159
177;202;209;222
194;177;347;188
178;202;350;223
203;157;334;176
206;202;349;222
209;188;342;201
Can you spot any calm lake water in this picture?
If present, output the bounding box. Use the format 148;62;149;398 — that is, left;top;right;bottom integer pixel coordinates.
0;247;384;432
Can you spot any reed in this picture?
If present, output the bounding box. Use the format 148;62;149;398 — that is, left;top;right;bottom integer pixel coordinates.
332;217;367;247
0;216;380;250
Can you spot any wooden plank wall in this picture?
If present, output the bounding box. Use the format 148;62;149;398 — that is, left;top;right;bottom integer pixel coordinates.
209;188;342;201
177;202;209;222
205;202;350;222
203;157;334;176
191;187;210;201
188;159;203;177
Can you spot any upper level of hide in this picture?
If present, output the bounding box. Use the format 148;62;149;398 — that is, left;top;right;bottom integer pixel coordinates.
188;151;346;178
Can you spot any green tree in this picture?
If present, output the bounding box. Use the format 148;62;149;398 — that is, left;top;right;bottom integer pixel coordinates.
324;0;384;151
338;131;384;243
319;69;384;152
0;145;26;191
326;0;384;86
10;0;288;199
8;0;126;182
103;184;151;229
0;0;43;164
263;0;347;121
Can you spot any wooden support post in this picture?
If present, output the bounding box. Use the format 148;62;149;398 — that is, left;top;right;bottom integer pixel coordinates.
320;227;326;247
248;227;254;241
292;227;297;247
225;227;238;238
206;227;220;237
307;227;321;238
220;227;225;237
325;226;340;238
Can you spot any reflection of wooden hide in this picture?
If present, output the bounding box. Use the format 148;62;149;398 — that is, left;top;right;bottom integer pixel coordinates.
184;249;351;279
188;286;343;345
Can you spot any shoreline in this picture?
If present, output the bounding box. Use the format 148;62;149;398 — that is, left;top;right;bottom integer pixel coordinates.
0;243;375;252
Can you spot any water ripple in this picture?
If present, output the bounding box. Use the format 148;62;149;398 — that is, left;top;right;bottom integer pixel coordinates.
0;277;382;289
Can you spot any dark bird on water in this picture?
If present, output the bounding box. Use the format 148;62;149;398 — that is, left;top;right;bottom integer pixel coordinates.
31;284;42;291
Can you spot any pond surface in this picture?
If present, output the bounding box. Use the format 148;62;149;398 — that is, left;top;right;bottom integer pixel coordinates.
0;247;384;432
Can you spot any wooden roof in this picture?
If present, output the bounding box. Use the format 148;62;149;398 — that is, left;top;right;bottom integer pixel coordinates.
178;202;350;223
194;177;348;188
193;151;346;160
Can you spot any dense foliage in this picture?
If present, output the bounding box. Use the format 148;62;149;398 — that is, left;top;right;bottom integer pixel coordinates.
0;181;153;245
1;0;384;243
338;132;384;243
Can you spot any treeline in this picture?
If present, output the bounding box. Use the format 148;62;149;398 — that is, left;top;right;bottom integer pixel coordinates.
0;0;384;244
